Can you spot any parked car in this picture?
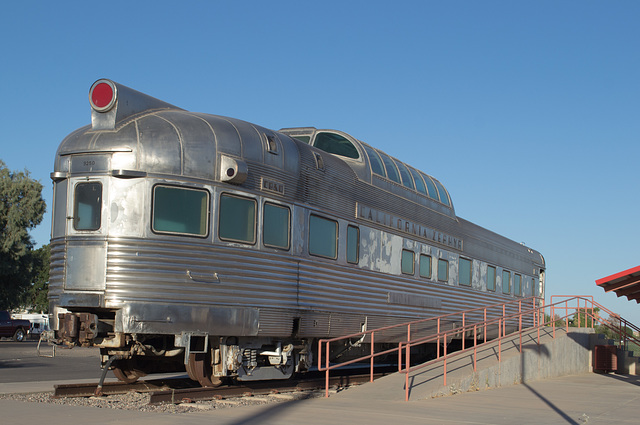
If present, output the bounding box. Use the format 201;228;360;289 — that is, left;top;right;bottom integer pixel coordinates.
0;311;31;342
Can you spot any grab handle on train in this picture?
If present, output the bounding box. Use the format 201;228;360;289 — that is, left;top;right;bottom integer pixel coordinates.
186;270;220;284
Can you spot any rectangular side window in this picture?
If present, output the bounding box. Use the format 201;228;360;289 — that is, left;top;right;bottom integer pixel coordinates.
419;254;432;278
401;250;415;275
74;182;102;231
263;203;290;249
487;266;496;291
347;225;359;264
459;258;472;286
152;185;209;236
309;215;337;259
438;259;449;282
514;274;522;297
219;193;256;243
502;270;511;294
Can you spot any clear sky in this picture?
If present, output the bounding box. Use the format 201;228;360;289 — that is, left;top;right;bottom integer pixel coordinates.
1;1;638;323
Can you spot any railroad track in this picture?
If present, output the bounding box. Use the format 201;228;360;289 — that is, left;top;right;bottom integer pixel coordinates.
53;370;392;404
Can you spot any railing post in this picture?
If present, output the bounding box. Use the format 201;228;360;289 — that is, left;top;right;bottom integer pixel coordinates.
462;312;466;351
404;342;410;402
473;324;477;372
484;308;487;342
370;332;374;382
498;319;502;363
325;341;330;398
565;300;569;333
503;304;506;337
443;332;448;386
437;318;441;359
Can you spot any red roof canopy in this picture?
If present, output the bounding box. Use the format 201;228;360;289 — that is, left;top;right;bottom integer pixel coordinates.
596;265;640;303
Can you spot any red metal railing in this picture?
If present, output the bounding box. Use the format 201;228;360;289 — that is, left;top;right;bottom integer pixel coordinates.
318;295;640;401
317;296;541;398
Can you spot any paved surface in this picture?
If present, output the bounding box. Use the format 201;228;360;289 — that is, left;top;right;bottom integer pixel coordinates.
0;340;102;383
1;373;639;424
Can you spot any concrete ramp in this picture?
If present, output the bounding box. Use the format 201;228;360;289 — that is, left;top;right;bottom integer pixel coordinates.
336;327;597;401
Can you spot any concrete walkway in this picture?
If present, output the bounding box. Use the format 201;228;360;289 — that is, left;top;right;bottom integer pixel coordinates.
1;373;639;424
2;328;638;424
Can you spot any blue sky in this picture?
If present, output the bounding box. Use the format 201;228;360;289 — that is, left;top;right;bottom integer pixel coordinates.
1;1;639;323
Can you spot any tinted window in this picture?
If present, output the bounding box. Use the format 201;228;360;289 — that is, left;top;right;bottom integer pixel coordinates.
347;225;359;264
379;153;401;183
420;173;440;200
153;186;209;236
401;250;415;275
419;254;432;278
363;144;386;177
459;258;472;286
438;259;449;282
314;132;359;159
74;182;102;231
502;270;511;294
309;215;338;259
219;194;256;243
409;168;428;196
487;266;496;291
433;179;451;206
514;274;522;297
263;203;290;249
293;135;311;144
394;160;415;190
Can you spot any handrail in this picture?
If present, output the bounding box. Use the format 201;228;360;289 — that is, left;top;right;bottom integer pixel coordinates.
318;295;640;401
317;296;543;397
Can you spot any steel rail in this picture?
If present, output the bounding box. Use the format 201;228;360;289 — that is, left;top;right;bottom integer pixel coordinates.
147;372;384;404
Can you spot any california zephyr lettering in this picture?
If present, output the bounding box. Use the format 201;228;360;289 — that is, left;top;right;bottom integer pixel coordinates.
357;204;463;250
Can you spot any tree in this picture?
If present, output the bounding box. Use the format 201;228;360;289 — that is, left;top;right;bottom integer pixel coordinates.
0;160;46;310
25;244;50;313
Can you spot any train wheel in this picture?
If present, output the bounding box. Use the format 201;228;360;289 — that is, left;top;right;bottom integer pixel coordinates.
187;352;223;387
112;359;146;384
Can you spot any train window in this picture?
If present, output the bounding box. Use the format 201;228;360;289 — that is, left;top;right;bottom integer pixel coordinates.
438;259;449;282
292;135;311;144
459;258;472;286
74;182;102;231
362;144;386;177
309;215;338;259
409;167;428;196
514;274;522;297
347;225;359;264
313;132;360;159
152;186;208;236
420;172;440;200
487;266;496;291
419;254;432;278
219;193;256;244
263;203;290;250
433;179;451;207
265;134;279;154
394;160;415;190
379;152;401;184
401;250;415;275
502;270;511;294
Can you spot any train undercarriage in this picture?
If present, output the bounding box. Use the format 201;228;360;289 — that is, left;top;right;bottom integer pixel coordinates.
56;311;314;386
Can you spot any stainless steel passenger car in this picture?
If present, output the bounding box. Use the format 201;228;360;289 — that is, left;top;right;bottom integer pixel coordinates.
48;79;545;385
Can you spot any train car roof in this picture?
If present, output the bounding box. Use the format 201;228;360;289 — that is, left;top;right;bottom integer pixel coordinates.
54;79;455;218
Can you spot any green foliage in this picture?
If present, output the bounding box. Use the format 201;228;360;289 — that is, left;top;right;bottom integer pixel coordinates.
0;160;46;310
25;244;50;313
569;307;599;328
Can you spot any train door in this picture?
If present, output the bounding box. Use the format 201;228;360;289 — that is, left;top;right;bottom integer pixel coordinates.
63;176;109;292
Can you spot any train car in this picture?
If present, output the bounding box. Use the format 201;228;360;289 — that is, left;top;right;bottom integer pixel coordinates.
48;79;545;385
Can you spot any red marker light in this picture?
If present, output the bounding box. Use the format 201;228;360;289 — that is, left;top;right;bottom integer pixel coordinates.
89;79;117;112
